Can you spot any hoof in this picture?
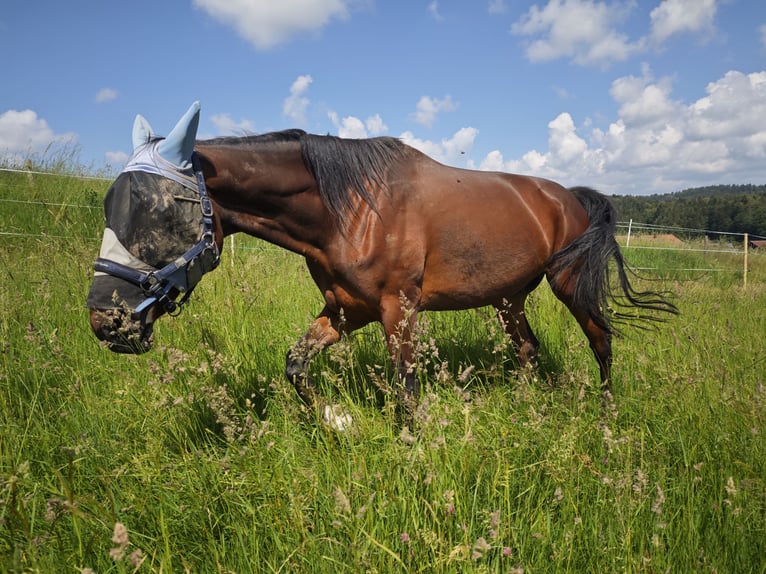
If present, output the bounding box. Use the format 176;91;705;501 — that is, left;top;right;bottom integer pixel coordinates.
322;404;354;432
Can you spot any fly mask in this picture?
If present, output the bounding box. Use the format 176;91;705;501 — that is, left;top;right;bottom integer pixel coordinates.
86;101;219;318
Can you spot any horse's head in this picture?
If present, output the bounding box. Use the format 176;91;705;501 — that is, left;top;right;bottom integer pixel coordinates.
87;102;220;353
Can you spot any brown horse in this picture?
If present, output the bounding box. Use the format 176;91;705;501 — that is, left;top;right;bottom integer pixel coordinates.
87;103;676;420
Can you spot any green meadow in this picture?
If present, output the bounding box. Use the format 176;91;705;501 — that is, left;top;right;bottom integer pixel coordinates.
1;169;765;573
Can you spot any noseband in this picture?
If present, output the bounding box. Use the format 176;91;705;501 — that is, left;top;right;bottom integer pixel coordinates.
93;152;220;315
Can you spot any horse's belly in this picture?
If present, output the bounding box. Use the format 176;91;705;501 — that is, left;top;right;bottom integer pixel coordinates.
420;259;542;311
416;222;549;311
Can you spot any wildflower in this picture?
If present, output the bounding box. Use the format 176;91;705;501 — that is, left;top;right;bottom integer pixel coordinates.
488;509;501;540
109;522;129;561
472;537;491;560
45;497;66;522
633;468;648;494
112;522;128;547
400;532;410;543
651;484;665;516
430;436;446;449
458;365;475;384
489;509;500;529
334;486;352;515
129;549;145;568
724;476;738;508
503;547;513;557
443;489;455;512
399;426;417;445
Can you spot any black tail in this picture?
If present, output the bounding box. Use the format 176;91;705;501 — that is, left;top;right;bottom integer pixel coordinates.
547;186;678;334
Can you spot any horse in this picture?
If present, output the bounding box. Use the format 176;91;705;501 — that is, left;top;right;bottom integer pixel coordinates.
87;102;676;424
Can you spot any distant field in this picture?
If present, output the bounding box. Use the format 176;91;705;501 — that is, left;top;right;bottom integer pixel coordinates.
2;170;765;572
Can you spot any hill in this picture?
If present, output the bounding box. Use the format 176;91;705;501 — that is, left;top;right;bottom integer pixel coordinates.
609;184;766;238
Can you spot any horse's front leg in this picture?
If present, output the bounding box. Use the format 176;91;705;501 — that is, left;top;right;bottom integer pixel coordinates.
380;293;420;413
285;306;342;407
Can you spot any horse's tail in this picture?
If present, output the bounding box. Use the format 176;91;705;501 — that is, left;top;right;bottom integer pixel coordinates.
547;186;678;333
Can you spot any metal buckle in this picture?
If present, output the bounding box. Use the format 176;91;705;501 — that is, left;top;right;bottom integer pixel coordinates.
200;196;213;217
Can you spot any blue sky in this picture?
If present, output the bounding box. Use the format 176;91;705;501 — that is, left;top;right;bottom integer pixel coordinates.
1;0;765;194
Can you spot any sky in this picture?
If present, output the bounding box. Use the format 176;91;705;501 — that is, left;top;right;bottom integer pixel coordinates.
1;0;765;195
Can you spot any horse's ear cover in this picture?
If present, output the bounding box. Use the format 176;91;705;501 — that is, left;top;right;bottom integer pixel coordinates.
130;101;200;168
156;101;201;169
132;115;155;151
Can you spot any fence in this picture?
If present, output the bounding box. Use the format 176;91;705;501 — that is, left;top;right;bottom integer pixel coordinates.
617;220;766;288
2;168;765;287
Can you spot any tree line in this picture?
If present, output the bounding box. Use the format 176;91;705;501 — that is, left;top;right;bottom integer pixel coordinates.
608;184;766;239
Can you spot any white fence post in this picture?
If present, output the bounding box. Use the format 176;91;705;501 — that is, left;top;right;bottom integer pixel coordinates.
744;233;748;290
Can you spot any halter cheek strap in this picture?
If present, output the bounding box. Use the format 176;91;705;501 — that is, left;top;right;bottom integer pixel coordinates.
93;152;220;315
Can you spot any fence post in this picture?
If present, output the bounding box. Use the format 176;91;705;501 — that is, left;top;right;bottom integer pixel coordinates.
743;233;748;290
626;219;632;248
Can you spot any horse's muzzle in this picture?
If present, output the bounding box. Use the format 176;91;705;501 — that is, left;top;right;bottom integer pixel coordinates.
89;308;154;354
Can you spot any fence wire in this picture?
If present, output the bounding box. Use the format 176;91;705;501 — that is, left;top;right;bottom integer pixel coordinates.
3;170;764;282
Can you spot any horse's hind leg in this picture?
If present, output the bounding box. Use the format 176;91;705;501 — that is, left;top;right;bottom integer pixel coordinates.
547;268;613;389
285;305;342;407
495;292;539;371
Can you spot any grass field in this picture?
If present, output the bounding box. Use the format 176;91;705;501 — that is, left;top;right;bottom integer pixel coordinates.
1;170;765;573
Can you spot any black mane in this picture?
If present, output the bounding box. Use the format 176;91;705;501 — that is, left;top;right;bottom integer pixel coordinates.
199;131;409;223
301;134;407;220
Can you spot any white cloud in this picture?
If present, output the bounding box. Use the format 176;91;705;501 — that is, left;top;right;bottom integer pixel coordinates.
328;112;389;138
609;70;680;126
488;0;507;15
648;0;718;46
95;88;118;103
511;0;721;67
335;115;366;138
413;95;457;127
428;1;444;21
365;114;388;136
511;0;639;67
547;112;588;162
210;113;255;135
193;0;352;50
686;71;766;139
480;69;766;194
479;149;505;171
105;150;129;167
283;74;313;126
0;109;76;157
553;85;572;99
400;126;478;165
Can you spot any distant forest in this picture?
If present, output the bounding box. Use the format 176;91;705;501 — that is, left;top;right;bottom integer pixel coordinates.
608;184;766;238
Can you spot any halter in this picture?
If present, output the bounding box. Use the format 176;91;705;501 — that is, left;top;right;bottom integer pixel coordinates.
93;151;220;315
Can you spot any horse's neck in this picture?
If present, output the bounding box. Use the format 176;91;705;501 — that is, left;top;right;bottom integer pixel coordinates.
201;144;330;256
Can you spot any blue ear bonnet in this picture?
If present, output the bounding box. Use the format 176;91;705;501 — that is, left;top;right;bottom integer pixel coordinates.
124;100;201;190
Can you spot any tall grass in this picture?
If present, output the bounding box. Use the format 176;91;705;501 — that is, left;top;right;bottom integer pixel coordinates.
1;171;765;572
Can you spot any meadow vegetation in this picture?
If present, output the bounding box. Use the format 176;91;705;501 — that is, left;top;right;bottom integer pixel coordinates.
1;169;765;572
